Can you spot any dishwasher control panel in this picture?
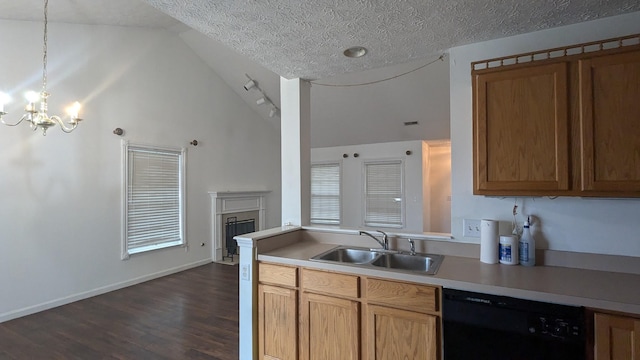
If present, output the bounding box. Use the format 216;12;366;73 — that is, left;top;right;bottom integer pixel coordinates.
529;315;582;341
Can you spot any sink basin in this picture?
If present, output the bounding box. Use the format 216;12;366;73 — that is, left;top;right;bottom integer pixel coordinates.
310;246;444;275
312;247;380;264
371;253;443;274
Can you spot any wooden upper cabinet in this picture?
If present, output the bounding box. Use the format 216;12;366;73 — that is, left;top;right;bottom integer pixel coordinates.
473;35;640;197
474;62;569;195
579;50;640;195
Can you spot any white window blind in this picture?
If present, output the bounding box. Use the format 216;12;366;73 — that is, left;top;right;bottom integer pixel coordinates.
364;160;403;228
310;162;341;225
123;142;185;258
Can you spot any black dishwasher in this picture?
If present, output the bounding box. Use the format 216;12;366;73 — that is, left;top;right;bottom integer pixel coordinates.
443;288;585;360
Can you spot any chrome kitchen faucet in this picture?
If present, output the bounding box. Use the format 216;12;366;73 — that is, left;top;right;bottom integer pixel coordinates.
359;230;389;250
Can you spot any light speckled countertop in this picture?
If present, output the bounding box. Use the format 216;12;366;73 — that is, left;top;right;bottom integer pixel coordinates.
259;240;640;314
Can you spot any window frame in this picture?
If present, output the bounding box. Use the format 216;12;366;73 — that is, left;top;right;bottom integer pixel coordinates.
121;140;186;259
362;159;405;229
310;161;342;226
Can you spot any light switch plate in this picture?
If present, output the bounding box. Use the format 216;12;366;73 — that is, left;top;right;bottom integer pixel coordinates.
463;219;481;237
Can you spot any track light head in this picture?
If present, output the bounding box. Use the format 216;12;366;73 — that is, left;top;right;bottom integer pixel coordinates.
256;97;266;105
244;80;256;91
269;107;277;118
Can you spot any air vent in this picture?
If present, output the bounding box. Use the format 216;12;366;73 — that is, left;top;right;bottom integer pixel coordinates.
404;121;419;126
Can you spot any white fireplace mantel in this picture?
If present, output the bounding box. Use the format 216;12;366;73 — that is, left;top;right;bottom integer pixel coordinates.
209;191;270;261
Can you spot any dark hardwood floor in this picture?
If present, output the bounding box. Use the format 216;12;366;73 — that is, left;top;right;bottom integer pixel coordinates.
0;263;239;359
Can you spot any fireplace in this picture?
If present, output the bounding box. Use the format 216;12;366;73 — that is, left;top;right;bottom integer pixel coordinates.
222;212;257;261
209;191;269;262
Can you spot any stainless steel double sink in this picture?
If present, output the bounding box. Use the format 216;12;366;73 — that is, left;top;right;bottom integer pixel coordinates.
310;246;444;275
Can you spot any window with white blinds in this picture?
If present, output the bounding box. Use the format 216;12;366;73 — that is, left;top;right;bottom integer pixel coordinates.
363;160;404;228
122;142;186;258
310;162;341;225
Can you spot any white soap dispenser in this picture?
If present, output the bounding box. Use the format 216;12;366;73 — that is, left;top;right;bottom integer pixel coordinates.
519;217;536;266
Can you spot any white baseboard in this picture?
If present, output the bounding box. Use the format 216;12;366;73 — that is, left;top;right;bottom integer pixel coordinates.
0;259;212;323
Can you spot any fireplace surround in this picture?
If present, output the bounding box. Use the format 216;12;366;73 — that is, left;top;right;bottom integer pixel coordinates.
209;191;269;261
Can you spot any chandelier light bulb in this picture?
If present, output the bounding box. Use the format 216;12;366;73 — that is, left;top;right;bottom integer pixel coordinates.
0;92;10;113
66;101;81;119
25;91;40;104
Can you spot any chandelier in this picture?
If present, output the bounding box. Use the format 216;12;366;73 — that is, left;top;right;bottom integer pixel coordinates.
0;0;83;136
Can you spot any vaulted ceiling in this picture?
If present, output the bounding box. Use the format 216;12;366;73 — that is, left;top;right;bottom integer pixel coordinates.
1;0;638;146
144;0;640;80
2;0;638;80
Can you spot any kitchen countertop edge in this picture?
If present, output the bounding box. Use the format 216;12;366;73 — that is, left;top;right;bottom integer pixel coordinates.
258;241;640;315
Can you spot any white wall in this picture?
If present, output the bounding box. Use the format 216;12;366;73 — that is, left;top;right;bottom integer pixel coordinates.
312;140;451;233
311;55;450;148
449;12;640;257
0;20;281;322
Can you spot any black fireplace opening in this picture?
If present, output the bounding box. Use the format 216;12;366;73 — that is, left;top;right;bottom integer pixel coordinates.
224;217;255;261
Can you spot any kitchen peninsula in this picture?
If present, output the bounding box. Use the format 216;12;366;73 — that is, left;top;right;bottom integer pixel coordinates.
237;226;640;359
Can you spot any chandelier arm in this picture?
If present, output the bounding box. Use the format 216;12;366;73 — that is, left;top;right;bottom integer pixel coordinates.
1;114;30;127
49;115;78;133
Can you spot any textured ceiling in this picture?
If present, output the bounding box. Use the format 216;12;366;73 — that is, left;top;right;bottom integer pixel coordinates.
1;1;638;80
142;0;640;79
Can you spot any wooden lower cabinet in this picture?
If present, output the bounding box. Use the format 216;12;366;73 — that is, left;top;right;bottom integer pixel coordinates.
258;263;299;360
594;312;640;360
300;292;360;360
366;304;438;359
257;262;442;360
258;284;298;360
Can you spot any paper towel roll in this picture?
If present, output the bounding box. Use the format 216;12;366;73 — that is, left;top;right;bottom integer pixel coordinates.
480;219;499;264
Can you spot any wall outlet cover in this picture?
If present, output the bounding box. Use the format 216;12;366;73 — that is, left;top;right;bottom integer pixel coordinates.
241;264;250;281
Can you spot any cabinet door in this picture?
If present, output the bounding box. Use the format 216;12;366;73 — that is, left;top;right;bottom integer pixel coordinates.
365;304;438;360
579;50;640;194
300;292;360;360
594;313;640;360
258;284;298;360
473;63;569;194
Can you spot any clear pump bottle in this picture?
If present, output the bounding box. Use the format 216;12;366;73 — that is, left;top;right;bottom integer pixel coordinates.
519;217;536;266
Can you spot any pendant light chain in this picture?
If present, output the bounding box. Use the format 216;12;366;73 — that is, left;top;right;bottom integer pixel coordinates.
42;0;48;94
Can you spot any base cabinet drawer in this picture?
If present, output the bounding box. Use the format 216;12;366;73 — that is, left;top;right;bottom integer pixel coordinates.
366;278;439;313
301;268;359;298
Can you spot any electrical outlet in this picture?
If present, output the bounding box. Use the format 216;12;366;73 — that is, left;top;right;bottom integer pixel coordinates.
241;264;250;281
463;219;481;237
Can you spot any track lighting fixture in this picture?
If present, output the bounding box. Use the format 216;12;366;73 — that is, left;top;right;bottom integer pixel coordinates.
243;79;256;91
243;74;280;118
